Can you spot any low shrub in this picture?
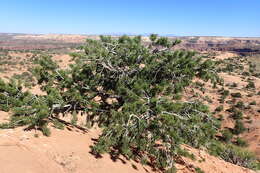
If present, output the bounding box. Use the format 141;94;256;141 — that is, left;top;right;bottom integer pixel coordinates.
249;101;257;105
233;120;246;135
231;92;242;98
242;71;250;76
195;167;205;173
215;105;224;112
221;129;233;143
235;137;248;147
231;82;238;88
208;141;259;170
246;81;255;89
235;101;245;109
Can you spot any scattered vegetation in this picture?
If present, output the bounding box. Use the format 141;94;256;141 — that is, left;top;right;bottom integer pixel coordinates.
0;35;259;171
208;141;259;170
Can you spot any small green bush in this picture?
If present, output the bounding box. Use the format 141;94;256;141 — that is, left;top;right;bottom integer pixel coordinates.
231;92;242;98
246;81;255;89
172;93;182;100
195;167;205;173
235;101;245;109
222;129;233;142
208;141;259;170
232;109;243;120
242;71;250;76
218;88;230;103
215;105;224;112
218;88;230;97
225;100;234;104
235;137;248;147
249;101;256;105
233;120;246;135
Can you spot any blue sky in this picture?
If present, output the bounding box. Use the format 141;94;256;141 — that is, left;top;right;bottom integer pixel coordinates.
0;0;259;37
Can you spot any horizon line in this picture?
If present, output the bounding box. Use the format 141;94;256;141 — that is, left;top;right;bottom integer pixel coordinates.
1;32;260;39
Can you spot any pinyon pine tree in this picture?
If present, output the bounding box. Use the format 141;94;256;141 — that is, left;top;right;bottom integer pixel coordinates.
0;35;223;171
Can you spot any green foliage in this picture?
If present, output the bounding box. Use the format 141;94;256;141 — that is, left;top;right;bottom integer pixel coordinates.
12;71;35;88
215;105;224;112
231;92;242;98
208;141;259;170
218;88;229;103
41;124;51;136
155;37;172;47
224;63;235;72
0;35;226;170
226;106;243;120
71;111;78;125
233;120;246;135
220;89;230;97
165;167;177;173
232;109;243;120
221;129;233;143
53;119;65;130
246;81;255;89
235;137;248;147
195;167;205;173
149;34;158;42
249;64;257;74
235;101;245;109
204;95;213;103
249;101;256;105
172;93;182;100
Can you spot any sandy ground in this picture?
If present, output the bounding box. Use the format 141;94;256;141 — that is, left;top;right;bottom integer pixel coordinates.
0;120;256;173
0;127;152;173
